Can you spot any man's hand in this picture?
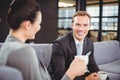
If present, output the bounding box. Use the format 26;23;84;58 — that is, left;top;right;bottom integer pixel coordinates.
85;72;100;80
66;57;87;80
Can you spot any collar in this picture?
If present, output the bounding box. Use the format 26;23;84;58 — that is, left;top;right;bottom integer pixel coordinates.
7;34;24;43
74;37;84;46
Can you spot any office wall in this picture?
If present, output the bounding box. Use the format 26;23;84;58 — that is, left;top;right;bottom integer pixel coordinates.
0;0;58;43
0;0;11;42
34;0;58;43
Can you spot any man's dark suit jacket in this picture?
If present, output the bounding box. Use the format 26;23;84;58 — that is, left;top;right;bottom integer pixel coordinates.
48;31;99;80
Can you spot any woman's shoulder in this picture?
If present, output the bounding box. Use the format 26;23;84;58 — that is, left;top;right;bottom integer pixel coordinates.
10;44;37;58
19;44;35;53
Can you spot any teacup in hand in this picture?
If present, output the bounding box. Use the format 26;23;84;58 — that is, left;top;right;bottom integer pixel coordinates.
98;71;108;80
75;55;89;65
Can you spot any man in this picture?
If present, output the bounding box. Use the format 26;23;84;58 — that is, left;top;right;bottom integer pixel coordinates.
0;0;88;80
48;11;100;80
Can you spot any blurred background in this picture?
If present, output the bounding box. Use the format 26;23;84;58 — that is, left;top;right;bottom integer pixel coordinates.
0;0;120;43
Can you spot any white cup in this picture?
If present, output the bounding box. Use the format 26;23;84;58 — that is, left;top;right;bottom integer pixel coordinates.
98;71;108;80
75;55;89;65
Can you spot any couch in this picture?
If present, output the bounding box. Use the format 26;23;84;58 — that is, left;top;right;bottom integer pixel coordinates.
94;40;120;80
0;40;120;80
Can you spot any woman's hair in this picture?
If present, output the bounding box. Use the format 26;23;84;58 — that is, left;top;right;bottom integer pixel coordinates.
7;0;40;30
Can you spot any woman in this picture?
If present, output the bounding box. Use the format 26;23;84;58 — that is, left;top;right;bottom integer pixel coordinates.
0;0;87;80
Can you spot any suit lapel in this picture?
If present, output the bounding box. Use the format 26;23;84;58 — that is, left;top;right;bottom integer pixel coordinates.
82;37;88;55
68;32;77;56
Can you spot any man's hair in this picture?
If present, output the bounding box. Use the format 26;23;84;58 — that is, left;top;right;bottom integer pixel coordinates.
72;11;91;23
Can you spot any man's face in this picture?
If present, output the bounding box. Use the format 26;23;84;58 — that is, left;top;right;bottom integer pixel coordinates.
72;15;90;41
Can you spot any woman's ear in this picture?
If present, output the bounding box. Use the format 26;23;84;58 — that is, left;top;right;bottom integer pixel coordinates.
23;21;31;30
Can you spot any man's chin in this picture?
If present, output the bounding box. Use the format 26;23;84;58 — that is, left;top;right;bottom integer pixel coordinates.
76;37;84;41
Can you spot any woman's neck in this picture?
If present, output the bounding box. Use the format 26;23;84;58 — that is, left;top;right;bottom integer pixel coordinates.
10;29;26;43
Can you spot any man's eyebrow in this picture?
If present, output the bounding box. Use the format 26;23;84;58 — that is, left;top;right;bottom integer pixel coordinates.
75;23;80;25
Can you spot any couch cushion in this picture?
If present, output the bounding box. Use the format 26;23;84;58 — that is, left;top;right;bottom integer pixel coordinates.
94;40;120;65
98;59;120;74
30;44;52;68
108;72;120;80
0;66;23;80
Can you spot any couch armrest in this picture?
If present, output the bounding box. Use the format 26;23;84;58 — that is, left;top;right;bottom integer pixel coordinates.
0;66;23;80
94;40;120;65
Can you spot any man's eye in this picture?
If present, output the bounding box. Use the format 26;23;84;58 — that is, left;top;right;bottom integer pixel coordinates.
84;24;88;26
75;24;80;26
